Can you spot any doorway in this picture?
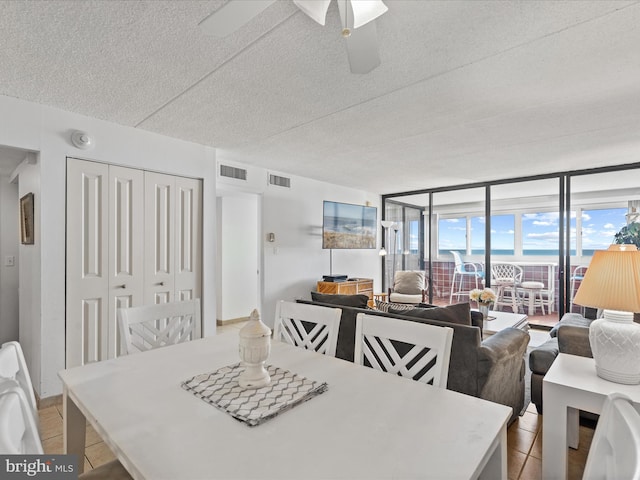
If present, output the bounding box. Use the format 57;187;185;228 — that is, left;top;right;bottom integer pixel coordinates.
216;191;261;325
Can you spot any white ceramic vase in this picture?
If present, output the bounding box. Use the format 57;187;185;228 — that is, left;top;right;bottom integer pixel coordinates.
589;310;640;384
238;309;272;389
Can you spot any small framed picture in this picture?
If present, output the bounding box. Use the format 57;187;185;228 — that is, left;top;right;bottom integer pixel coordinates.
20;192;34;245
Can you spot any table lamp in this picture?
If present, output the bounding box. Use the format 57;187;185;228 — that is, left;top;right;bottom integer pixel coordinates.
573;244;640;384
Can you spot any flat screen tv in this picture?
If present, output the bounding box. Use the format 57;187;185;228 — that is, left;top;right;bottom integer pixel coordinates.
322;201;377;249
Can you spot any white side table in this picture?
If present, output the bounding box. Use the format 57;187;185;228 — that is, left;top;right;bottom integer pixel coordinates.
542;353;640;479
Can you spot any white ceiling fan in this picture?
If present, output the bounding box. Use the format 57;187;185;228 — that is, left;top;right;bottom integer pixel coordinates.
199;0;388;74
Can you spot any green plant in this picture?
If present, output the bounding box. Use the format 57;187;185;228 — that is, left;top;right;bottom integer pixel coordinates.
614;222;640;248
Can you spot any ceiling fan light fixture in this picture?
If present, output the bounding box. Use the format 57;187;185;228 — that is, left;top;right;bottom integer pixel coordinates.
350;0;388;29
293;0;332;26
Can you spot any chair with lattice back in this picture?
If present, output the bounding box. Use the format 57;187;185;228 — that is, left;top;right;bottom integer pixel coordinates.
354;314;453;388
117;299;201;355
491;263;523;313
274;301;342;357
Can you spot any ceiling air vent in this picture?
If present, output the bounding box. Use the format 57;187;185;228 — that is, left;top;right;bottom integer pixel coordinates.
269;173;291;188
219;164;247;181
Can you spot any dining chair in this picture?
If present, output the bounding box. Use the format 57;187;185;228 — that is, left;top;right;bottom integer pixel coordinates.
0;341;38;422
0;378;43;454
449;251;484;303
582;392;640;480
274;300;342;356
118;299;201;355
491;263;523;313
354;313;453;388
0;379;132;478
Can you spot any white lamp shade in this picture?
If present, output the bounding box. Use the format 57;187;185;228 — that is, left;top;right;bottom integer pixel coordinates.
573;244;640;313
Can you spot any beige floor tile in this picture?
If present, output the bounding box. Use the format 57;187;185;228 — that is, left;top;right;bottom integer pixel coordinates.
516;411;541;434
42;434;63;455
508;448;527;480
507;425;537;455
85;442;117;469
86;423;104;447
39;408;63;440
519;455;542;480
529;430;542;460
83;458;93;473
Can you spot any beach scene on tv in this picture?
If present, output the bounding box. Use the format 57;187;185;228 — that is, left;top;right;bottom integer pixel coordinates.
323;201;377;249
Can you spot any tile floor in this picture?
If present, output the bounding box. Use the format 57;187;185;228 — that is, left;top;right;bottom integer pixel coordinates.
40;320;594;479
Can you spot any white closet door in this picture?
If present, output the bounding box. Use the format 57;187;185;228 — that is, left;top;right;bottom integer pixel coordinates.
66;159;109;367
108;165;144;357
174;176;202;304
144;172;176;304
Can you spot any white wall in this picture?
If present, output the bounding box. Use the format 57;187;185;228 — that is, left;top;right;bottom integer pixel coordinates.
0;175;19;343
0;94;217;398
217;193;259;321
216;160;382;328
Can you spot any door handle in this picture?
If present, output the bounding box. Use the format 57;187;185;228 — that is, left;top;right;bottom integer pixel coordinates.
156;282;165;286
116;284;126;289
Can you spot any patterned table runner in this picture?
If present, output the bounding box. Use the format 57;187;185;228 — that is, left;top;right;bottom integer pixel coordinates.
182;363;328;427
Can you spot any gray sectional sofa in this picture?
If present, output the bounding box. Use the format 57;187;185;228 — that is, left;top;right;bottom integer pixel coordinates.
528;312;595;414
298;294;530;425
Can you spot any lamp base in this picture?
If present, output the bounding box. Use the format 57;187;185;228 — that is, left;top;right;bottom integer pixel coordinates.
589;310;640;385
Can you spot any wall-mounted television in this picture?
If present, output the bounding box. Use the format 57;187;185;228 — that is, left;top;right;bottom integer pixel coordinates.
322;201;377;249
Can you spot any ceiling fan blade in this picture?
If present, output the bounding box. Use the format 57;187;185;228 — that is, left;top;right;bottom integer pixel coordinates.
350;0;388;29
344;21;381;74
293;0;332;26
199;0;277;37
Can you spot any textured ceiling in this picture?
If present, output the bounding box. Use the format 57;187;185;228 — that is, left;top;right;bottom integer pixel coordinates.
1;0;639;194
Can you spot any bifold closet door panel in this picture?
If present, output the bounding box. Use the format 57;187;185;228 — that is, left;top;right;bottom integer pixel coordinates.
66;158;110;367
144;171;176;304
108;165;144;358
174;176;202;309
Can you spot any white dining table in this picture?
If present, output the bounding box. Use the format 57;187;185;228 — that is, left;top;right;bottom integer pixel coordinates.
59;333;510;480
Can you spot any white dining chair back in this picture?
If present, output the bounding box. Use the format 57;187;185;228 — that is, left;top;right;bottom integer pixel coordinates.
0;378;43;454
274;301;342;357
0;342;38;422
118;299;201;354
0;380;132;478
583;392;640;480
354;314;453;388
569;265;589;313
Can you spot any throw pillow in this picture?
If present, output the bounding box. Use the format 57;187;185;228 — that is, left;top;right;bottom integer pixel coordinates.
377;300;416;313
310;292;369;308
393;271;425;295
398;302;472;326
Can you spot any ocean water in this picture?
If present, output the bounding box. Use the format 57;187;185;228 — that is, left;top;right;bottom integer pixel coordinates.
441;249;589;256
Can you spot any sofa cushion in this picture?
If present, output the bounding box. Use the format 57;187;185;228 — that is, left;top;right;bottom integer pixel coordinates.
549;313;593;338
392;302;473;327
310;292;370;308
393;271;425;294
529;337;559;374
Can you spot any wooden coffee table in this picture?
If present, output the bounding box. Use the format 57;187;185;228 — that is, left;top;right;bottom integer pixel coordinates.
483;310;529;337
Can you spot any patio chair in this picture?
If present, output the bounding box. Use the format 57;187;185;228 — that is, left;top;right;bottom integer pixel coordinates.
274;300;342;356
491;263;523;313
354;313;453;388
449;251;484;303
118;299;201;355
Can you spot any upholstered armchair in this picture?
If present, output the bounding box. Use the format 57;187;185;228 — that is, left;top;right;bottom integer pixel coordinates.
388;270;427;304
